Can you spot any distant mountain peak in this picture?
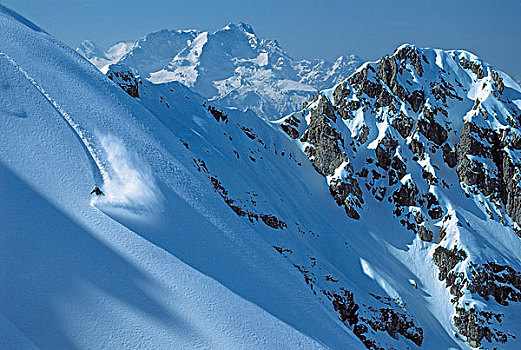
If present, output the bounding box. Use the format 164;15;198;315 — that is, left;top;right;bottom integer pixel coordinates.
76;39;104;59
223;21;256;36
77;23;363;119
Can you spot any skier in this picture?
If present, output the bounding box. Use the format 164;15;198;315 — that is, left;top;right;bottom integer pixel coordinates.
90;185;105;196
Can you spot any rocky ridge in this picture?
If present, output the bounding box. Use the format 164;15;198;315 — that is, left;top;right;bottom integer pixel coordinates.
278;44;521;348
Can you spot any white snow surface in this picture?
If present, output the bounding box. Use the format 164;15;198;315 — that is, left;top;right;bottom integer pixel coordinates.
0;6;361;350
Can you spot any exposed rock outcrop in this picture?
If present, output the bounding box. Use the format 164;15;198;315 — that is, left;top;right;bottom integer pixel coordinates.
415;105;447;146
107;67;140;98
301;96;346;176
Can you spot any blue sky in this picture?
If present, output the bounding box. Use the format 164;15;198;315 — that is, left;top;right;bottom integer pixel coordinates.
3;0;520;79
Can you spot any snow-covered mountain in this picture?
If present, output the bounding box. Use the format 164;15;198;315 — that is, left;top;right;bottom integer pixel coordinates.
76;39;133;70
106;44;521;349
103;39;521;348
275;44;521;349
0;6;359;349
4;3;521;350
77;23;362;120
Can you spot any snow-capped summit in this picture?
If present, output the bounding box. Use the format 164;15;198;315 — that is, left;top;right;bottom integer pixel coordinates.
76;39;104;60
78;23;363;119
76;39;133;71
116;29;200;75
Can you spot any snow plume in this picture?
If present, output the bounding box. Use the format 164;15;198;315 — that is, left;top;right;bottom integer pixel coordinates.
94;134;163;213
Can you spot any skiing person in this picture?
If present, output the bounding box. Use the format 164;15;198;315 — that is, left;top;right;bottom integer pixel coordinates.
90;185;105;196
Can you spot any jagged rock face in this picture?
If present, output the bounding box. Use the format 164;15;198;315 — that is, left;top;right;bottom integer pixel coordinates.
301;96;346;176
280;114;301;139
456;120;521;224
279;44;521;349
416;105;447;146
300;95;364;219
453;307;509;348
456;121;500;195
469;262;521;306
433;246;467;282
107;65;141;98
394;45;425;77
391;111;414;139
498;154;521;225
329;177;363;219
442;143;457;168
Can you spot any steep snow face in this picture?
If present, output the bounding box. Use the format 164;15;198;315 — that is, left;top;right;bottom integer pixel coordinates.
0;5;363;350
278;43;521;349
78;23;362;120
107;63;429;350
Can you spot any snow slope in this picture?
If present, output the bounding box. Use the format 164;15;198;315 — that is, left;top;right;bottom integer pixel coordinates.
77;23;362;120
105;63;455;350
0;5;361;349
103;49;521;349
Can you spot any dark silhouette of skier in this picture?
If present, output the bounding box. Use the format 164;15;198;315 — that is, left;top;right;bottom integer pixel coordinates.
90;185;105;196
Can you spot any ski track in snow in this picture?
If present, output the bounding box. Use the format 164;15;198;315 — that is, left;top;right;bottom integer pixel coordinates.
0;51;107;183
